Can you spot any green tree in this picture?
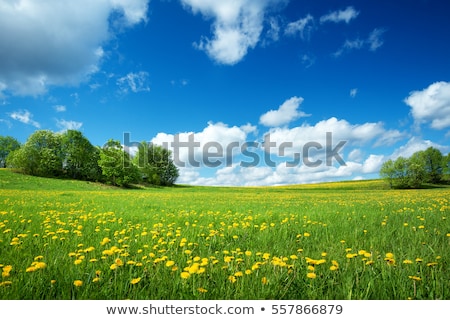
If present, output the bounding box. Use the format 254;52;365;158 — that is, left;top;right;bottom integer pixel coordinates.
0;136;21;168
134;142;179;186
61;130;102;181
379;159;396;188
392;157;410;188
98;139;141;187
8;130;63;177
407;152;426;188
419;147;443;183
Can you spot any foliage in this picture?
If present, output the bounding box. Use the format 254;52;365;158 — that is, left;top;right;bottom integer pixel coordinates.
7;130;64;177
98;139;141;187
5;130;178;187
133;142;179;186
0;136;21;168
61;130;102;181
380;147;447;188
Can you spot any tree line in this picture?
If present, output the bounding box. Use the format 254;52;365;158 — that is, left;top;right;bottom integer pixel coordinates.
380;147;450;188
0;130;179;187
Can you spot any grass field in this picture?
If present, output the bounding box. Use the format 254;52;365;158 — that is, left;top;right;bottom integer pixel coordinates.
0;169;449;300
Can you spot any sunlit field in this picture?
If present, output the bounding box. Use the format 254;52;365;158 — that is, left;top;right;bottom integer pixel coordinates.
0;169;449;300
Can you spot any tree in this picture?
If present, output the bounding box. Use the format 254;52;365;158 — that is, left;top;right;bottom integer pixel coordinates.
379;159;396;188
0;136;21;168
419;147;443;183
407;152;426;188
98;139;141;187
8;130;63;177
134;142;179;186
61;130;102;181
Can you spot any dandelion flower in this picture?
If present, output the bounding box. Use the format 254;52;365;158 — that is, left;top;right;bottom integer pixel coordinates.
228;275;237;283
261;277;268;285
306;272;316;279
130;277;141;285
165;260;175;267
73;280;83;287
408;276;421;281
330;266;338;271
180;272;190;279
403;260;413;264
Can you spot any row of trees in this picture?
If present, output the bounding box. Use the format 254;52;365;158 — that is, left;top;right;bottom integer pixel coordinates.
1;130;179;187
380;147;450;188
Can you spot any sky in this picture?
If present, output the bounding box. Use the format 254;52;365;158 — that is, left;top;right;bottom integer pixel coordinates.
1;0;450;186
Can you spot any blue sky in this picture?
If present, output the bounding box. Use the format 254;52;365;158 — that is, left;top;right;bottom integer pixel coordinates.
1;0;449;186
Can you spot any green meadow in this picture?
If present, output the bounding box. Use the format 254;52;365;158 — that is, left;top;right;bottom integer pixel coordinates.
0;169;449;300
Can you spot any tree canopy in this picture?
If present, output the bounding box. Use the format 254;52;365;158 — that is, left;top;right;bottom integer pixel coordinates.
380;147;449;188
2;130;179;187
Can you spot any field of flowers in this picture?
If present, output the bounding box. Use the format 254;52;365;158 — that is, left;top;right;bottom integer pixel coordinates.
0;170;449;300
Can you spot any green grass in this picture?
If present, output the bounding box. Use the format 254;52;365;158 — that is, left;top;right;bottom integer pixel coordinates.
0;169;449;300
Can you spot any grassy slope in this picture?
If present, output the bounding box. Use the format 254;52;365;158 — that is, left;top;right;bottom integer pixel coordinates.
0;168;390;192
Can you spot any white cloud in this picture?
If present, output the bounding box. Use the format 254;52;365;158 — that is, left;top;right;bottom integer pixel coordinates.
285;14;314;40
259;96;310;127
181;0;286;65
389;137;448;160
367;28;387;51
320;6;359;24
333;28;386;57
54;105;67;112
350;88;358;98
117;71;151;94
9;110;40;128
404;81;450;130
56;119;83;131
0;0;149;96
151;121;256;168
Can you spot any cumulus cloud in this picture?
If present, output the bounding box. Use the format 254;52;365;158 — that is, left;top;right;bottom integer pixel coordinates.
181;0;286;65
389;137;448;160
320;6;359;24
259;96;310;127
404;81;450;130
150;121;256;168
117;71;151;94
0;0;149;96
9;110;40;128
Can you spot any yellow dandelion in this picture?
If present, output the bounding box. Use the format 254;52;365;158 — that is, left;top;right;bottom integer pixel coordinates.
290;255;298;260
330;265;338;271
234;271;243;277
180;272;190;279
415;258;423;263
403;259;413;264
197;287;208;293
306;272;316;279
408;276;421;281
245;269;252;275
110;263;118;270
427;262;438;267
73;280;83;287
261;277;268;285
365;260;374;265
92;277;100;283
166;260;175;267
228;275;237;283
385;252;394;259
307;265;315;271
303;232;311;237
74;259;83;265
245;251;252;256
130;277;141;285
